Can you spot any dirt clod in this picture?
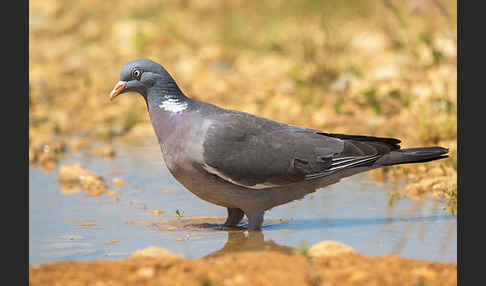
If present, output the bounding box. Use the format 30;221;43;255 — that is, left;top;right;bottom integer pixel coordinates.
308;241;357;257
57;163;107;196
130;246;182;259
151;209;164;216
112;177;129;186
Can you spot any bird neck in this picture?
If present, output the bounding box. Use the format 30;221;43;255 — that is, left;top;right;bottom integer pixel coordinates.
146;80;190;114
145;80;192;145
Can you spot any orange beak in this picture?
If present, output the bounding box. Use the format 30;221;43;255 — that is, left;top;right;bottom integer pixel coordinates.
109;81;127;101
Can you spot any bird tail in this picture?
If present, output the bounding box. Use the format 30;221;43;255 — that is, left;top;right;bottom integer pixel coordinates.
374;147;449;166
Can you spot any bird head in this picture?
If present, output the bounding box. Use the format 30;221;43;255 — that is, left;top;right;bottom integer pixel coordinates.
109;58;171;101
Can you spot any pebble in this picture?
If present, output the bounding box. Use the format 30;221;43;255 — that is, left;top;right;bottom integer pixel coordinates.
151;209;164;215
131;246;182;259
112;177;128;186
307;241;356;257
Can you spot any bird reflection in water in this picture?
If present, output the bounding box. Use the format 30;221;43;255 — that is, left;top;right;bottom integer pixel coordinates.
203;231;296;258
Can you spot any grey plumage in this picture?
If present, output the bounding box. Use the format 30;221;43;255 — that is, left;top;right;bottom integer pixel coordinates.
110;58;449;231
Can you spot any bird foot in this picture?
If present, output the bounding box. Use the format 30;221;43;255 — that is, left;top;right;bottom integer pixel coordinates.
216;224;246;231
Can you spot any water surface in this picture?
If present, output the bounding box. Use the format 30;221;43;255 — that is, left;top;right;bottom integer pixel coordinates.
29;143;456;265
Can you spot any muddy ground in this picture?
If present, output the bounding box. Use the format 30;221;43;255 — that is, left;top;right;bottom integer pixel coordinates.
30;248;457;286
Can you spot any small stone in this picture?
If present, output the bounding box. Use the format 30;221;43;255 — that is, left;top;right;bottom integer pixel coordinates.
307;241;356;257
58;163;107;196
151;209;164;215
112;177;128;186
131;246;182;259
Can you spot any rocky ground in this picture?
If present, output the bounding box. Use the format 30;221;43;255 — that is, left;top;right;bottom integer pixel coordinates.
30;244;457;286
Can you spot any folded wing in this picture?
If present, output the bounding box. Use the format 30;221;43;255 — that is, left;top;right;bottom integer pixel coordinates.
201;112;400;189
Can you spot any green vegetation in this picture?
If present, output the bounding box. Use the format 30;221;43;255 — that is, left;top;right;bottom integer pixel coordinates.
176;209;185;217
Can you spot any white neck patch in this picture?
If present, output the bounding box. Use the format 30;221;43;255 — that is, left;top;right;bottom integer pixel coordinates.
158;98;188;113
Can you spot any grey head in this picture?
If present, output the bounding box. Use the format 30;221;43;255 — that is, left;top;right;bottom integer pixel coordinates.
109;58;185;103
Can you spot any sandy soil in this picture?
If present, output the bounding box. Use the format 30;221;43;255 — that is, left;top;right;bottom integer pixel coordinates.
30;250;457;286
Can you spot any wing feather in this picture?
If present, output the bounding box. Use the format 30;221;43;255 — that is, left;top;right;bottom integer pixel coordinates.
201;111;400;189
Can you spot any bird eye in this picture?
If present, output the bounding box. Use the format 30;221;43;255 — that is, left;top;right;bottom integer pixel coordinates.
132;69;142;80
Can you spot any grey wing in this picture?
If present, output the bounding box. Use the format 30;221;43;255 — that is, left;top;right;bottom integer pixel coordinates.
201;112;401;189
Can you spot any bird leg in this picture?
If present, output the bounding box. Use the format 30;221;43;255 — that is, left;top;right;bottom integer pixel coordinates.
222;207;244;227
246;211;265;231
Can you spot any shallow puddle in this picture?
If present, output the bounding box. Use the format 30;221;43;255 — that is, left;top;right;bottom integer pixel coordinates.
29;143;456;265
